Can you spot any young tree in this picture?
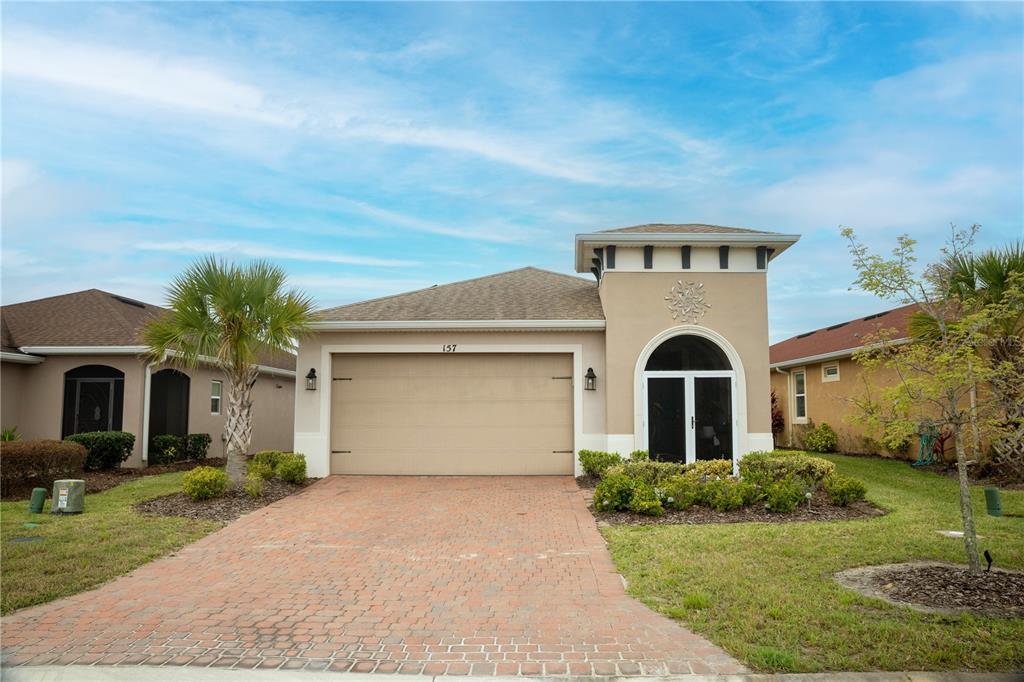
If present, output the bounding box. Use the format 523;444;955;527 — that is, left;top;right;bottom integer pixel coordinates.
841;225;1018;573
144;257;316;483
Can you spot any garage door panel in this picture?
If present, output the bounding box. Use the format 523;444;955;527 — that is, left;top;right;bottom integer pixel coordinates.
330;353;573;475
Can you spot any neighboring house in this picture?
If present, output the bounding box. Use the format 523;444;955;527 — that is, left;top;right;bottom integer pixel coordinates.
294;224;800;477
0;289;296;466
769;303;920;456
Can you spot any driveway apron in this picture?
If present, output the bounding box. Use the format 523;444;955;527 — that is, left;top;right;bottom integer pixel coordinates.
1;476;744;675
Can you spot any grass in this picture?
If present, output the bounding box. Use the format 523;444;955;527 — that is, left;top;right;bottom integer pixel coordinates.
1;472;222;614
602;453;1024;672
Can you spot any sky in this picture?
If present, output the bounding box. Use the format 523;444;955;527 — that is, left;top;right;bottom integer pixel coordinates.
2;2;1022;343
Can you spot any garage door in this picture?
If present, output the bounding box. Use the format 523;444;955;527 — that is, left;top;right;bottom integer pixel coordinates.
330;353;574;475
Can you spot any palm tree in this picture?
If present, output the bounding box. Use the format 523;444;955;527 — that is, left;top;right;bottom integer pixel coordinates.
143;257;316;483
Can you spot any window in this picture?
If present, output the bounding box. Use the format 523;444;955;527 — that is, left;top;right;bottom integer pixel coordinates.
822;363;840;382
211;380;222;415
793;370;807;422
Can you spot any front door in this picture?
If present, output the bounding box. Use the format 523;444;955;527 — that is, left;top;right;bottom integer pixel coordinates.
645;373;734;463
75;380;115;433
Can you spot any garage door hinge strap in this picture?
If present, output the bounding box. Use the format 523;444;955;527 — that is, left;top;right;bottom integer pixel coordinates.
332;450;351;454
333;377;353;381
552;450;573;453
551;376;572;380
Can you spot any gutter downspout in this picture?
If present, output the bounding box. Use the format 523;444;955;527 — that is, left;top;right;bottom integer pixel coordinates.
774;367;791;448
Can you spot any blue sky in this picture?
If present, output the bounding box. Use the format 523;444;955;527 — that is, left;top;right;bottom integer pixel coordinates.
2;2;1021;342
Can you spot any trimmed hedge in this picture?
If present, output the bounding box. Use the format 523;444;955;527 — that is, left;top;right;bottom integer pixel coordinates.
182;466;229;500
804;422;839;453
150;433;213;465
250;450;288;470
185;433;212;460
738;450;835;487
824;474;867;506
276;454;307;484
65;431;134;470
0;439;87;496
578;450;623;477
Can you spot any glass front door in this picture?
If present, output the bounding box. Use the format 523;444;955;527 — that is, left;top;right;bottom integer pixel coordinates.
646;374;734;463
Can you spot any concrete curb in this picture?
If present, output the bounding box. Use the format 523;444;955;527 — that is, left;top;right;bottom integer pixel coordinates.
2;666;1021;682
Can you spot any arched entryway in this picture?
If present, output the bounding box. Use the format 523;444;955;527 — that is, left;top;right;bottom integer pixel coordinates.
640;332;737;463
149;369;190;439
61;365;125;437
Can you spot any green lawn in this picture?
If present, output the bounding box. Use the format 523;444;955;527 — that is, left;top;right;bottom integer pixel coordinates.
602;453;1024;672
1;472;222;614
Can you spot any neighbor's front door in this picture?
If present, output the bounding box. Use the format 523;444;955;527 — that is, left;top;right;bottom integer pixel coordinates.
645;373;734;463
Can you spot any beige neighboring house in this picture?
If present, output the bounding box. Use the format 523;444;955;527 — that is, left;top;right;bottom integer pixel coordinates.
294;224;800;477
0;289;296;467
769;303;920;456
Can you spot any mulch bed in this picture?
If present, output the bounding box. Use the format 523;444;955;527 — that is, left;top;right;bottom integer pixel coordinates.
581;484;886;525
1;459;228;501
133;478;312;522
836;561;1024;617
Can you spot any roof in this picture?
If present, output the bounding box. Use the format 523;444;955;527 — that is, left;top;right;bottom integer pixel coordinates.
598;223;779;235
0;289;296;371
317;267;604;322
769;303;920;366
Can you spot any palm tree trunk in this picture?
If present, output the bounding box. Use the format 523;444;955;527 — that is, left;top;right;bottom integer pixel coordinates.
224;366;258;484
953;426;981;573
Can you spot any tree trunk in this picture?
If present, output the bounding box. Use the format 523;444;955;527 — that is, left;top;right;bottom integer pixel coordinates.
953;426;981;573
223;365;258;484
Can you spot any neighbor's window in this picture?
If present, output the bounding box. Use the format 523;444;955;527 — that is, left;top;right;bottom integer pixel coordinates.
822;363;840;383
793;370;807;421
211;380;222;415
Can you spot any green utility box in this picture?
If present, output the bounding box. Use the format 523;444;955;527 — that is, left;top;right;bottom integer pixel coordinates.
51;479;85;515
984;486;1003;517
28;488;47;514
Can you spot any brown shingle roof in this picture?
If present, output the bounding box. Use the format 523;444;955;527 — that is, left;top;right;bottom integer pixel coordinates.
0;289;296;371
318;267;604;321
599;223;779;235
769;303;920;366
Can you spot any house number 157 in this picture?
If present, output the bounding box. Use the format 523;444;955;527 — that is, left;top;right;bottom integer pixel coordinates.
442;344;457;353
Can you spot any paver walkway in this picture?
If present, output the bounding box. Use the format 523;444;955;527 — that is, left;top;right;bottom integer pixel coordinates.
1;476;744;675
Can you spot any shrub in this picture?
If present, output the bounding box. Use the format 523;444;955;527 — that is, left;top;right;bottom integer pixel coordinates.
660;475;698;511
1;426;20;442
765;478;806;513
65;431;135;470
804;422;838;453
150;434;182;465
250;450;288;471
611;460;686;485
182;466;229;500
578;450;622;477
276;453;307;484
0;439;87;496
247;459;275;481
824;474;867;506
683;459;733;481
628;482;664;516
184;433;212;460
629;449;650;462
698;478;748;512
739;451;835;487
243;472;264;498
592;472;636;512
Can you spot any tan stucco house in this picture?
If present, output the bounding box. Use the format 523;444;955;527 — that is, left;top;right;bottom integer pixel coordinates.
770;302;920;456
294;224;800;477
1;289;296;466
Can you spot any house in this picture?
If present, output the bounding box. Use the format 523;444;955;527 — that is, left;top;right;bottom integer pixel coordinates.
0;289;296;466
769;302;920;456
294;224;800;477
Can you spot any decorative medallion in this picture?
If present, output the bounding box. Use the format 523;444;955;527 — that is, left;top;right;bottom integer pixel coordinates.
665;280;711;323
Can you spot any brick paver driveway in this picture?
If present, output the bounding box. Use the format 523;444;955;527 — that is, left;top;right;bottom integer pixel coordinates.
1;476;744;675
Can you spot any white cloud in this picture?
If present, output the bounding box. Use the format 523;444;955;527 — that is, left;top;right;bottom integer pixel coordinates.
3;31;302;127
135;239;418;267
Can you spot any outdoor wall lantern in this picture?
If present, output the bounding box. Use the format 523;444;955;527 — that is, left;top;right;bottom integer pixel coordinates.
305;368;318;391
584;367;597;391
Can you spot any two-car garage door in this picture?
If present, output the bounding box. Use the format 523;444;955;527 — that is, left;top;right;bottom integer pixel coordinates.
330;353;574;475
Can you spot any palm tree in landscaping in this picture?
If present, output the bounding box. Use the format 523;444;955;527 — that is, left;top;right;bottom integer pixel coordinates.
143;257;316;483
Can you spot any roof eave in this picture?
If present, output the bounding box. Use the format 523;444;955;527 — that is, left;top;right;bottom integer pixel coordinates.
574;232;801;272
309;319;607;331
0;351;45;364
17;346;295;377
769;337;910;369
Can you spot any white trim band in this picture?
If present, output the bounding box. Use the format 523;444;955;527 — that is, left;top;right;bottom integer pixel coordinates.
17;346;295;378
0;351;45;364
309;319;606;331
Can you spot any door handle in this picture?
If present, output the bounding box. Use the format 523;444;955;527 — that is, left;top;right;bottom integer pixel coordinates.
691;416;695;428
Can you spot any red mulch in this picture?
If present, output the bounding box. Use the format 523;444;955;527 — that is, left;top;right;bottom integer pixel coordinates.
1;458;227;501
